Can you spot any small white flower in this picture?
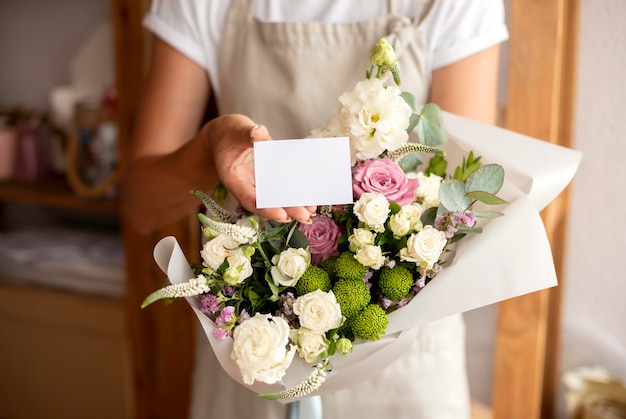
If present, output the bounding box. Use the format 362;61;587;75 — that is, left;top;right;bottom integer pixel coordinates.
231;313;296;385
354;245;385;270
413;172;443;209
348;228;377;252
293;289;343;334
389;203;424;237
295;328;329;363
270;248;310;287
201;234;240;271
399;225;447;268
353;193;390;232
337;78;412;163
223;248;253;285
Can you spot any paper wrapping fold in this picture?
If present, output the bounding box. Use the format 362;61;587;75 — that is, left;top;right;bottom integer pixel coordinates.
153;112;582;400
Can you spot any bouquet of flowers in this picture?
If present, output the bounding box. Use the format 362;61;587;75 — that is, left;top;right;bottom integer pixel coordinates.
143;38;580;401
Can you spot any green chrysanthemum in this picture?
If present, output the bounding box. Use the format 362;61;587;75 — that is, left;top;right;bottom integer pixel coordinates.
350;304;389;341
379;265;414;301
334;252;368;281
295;265;332;295
332;278;370;319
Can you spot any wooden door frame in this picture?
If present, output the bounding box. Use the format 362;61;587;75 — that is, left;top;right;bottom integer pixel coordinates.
492;1;579;418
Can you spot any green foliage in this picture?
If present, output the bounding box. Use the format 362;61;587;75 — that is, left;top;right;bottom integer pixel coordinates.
415;103;447;146
425;154;448;178
453;151;482;181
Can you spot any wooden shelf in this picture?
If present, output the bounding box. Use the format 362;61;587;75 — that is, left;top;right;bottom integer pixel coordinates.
0;177;119;214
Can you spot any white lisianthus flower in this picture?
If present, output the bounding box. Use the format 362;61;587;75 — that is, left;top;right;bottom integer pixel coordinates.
353;193;390;232
336;78;412;163
355;245;385;270
413;172;443;209
389;203;424;237
399;225;447;268
223;248;253;285
295;328;329;363
231;313;296;385
201;234;240;271
293;290;343;334
270;248;310;287
348;228;377;252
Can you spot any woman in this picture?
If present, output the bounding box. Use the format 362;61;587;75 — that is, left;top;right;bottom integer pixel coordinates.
122;1;508;417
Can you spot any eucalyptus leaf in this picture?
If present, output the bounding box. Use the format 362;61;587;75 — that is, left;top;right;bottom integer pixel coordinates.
473;210;505;218
439;180;473;212
398;153;422;173
465;164;505;194
465;190;508;205
415;103;447;146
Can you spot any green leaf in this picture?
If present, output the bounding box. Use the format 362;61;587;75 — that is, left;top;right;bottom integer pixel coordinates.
465;190;509;206
439;180;473;212
398;153;422;172
473;210;505;218
420;207;438;226
401;92;420;132
415;103;447;146
287;228;309;249
425;154;447;178
465;164;505;195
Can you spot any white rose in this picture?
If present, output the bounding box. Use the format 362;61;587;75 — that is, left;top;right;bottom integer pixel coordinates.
296;328;329;363
231;313;296;385
348;228;376;252
293;289;343;334
389;203;424;237
414;172;443;209
223;248;253;285
353;193;390;232
399;225;447;268
355;245;385;270
201;234;240;271
270;248;310;287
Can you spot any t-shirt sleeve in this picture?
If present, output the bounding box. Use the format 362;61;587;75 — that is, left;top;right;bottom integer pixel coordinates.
428;0;509;70
142;0;215;70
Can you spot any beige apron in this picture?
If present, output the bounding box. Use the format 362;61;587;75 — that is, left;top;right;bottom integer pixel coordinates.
191;1;470;418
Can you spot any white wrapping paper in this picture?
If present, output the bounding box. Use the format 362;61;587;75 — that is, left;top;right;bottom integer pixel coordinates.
153;112;582;400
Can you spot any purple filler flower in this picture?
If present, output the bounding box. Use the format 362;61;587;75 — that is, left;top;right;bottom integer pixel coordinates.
352;158;419;206
298;217;342;266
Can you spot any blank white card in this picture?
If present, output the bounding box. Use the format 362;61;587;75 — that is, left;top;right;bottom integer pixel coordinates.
253;137;353;209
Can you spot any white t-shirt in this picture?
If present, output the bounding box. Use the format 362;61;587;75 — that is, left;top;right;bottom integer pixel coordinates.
144;0;508;97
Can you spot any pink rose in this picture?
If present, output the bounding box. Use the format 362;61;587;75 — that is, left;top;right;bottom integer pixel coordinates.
352;158;419;206
298;217;342;266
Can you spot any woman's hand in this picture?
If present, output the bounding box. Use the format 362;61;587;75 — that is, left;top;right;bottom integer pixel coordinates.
203;114;316;224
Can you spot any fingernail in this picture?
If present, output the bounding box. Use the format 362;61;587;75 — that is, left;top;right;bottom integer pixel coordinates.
249;124;261;139
299;218;312;225
277;217;292;223
310;212;317;217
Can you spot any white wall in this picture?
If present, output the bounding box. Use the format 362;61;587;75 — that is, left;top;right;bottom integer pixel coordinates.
560;0;626;409
0;0;110;110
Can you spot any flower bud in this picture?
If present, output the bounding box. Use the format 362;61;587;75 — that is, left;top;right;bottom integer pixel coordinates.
336;337;353;355
370;38;397;67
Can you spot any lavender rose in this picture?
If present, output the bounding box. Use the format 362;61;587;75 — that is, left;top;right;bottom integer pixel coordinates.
352;158;419;206
298;217;342;266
